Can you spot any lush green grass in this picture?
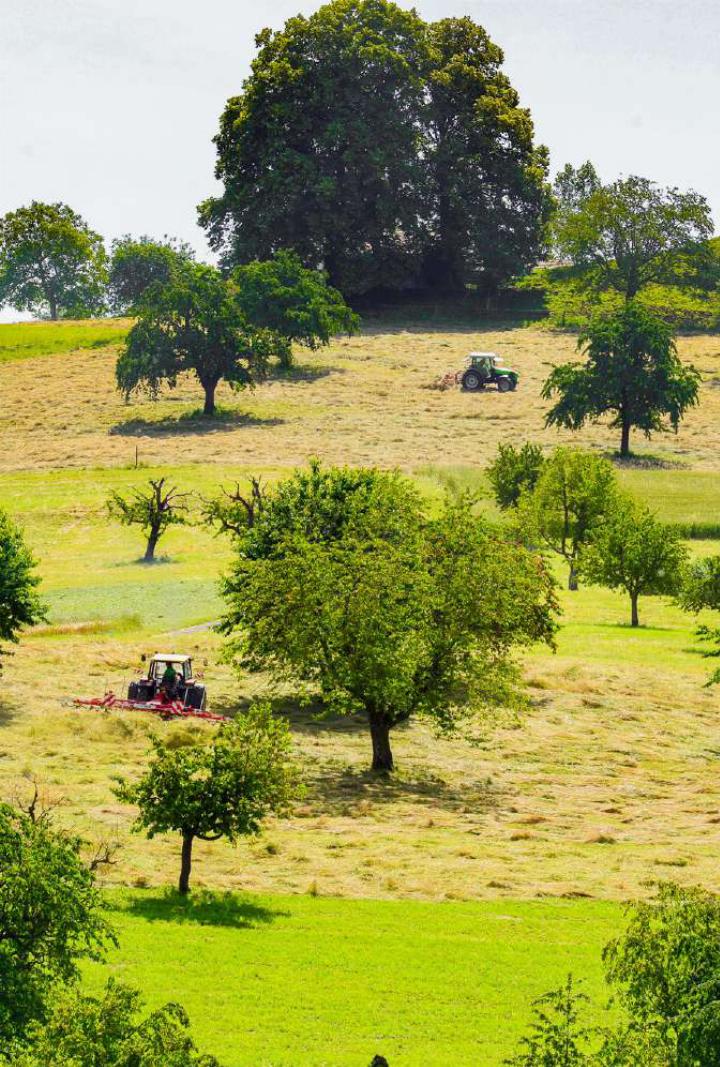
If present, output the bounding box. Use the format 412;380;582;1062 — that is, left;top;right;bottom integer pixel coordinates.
0;319;129;363
86;890;619;1067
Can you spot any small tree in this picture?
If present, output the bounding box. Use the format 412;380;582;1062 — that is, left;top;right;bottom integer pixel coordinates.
107;235;194;314
0;509;46;671
0;802;113;1044
677;556;720;686
543;303;699;459
201;477;266;538
114;705;300;895
107;477;190;562
507;883;720;1066
6;980;222;1066
223;489;558;772
553;175;714;299
487;442;546;510
0;201;107;319
233;250;359;368
603;883;720;1064
579;497;687;627
504;976;593;1066
518;448;617;590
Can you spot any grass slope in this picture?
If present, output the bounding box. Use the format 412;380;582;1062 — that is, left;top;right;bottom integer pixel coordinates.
87;890;619;1067
2;318;720;1061
0;319;130;363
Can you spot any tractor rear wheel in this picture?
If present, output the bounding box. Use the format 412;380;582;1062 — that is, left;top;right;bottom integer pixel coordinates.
186;685;207;711
128;682;139;700
462;370;484;391
497;376;512;393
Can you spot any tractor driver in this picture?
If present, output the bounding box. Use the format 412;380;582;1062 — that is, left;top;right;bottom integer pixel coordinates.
160;661;178;699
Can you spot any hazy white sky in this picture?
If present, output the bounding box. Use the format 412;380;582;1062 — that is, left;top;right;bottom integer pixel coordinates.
1;0;718;317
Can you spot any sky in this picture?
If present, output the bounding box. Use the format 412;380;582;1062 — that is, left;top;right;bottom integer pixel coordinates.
1;0;718;320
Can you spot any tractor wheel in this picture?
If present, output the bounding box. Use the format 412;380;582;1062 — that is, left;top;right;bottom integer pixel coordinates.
497;377;512;393
462;370;483;391
128;682;139;700
186;685;207;711
508;377;517;391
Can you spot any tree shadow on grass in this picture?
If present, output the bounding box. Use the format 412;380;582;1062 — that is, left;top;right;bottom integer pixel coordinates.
0;697;19;727
306;762;506;816
110;409;284;438
113;888;285;928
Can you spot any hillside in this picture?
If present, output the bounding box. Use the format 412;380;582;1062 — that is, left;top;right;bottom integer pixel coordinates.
2;318;720;1064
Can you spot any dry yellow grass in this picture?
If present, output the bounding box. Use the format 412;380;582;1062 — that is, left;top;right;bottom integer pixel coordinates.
2;609;718;904
2;323;720;473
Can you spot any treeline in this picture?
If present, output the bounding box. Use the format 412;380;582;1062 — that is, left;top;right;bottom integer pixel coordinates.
2;1;717;327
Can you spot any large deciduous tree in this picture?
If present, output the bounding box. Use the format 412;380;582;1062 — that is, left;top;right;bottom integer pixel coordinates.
543;303;700;457
423;17;551;292
114;706;300;895
554;175;714;299
222;472;558;772
0;510;46;671
0;803;113;1045
200;0;550;296
580;495;688;627
107;235;194;314
115;261;274;416
518;448;617;590
0;202;107;319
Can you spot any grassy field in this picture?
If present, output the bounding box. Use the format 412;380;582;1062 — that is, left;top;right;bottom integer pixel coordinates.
85;890;619;1066
2;318;720;1063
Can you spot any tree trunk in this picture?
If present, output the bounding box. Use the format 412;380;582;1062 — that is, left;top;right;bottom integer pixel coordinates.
144;522;160;562
568;561;579;591
48;296;58;321
202;380;217;416
630;591;639;628
368;712;394;773
620;419;631;459
179;832;194;895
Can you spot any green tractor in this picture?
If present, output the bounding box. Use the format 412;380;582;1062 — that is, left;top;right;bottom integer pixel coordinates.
460;352;518;393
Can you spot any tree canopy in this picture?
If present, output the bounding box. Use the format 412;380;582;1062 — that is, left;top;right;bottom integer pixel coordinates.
543;302;700;457
0;802;113;1044
108;235;194;314
114;706;300;894
232;251;359;368
200;0;550;296
579;495;687;626
116;255;356;414
487;442;546;510
116;261;275;416
0;201;107;319
507;882;720;1065
0;509;46;670
553;175;714;299
4;980;222;1067
222;473;558;771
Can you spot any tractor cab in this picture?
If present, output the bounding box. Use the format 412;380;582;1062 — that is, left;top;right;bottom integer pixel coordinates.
128;653;207;711
461;351;518;393
149;655;193;684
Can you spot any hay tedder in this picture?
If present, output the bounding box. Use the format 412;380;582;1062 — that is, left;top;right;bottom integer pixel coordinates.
72;653;228;724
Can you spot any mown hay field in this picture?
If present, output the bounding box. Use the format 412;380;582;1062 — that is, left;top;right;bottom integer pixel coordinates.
2;318;720;1064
